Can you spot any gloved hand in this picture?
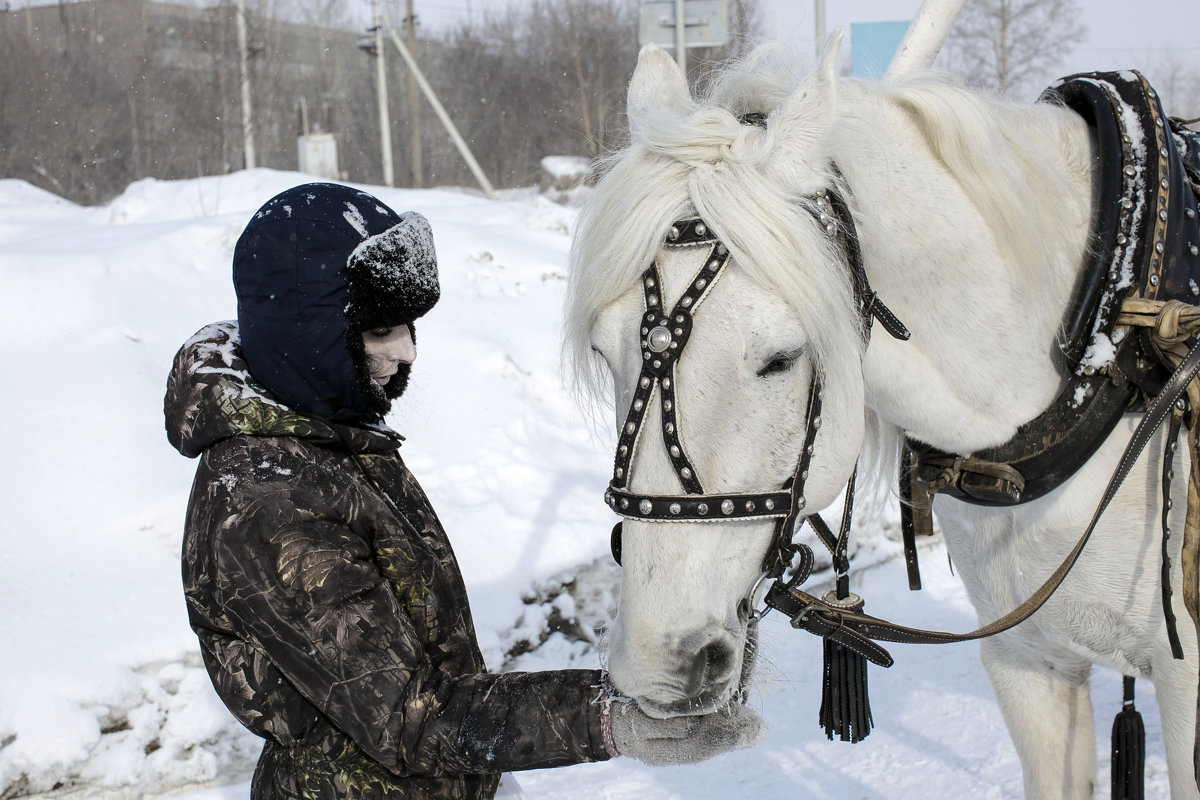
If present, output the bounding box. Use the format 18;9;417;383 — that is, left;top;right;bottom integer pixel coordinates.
604;697;765;766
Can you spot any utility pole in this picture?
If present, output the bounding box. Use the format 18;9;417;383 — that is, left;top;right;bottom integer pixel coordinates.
673;0;686;75
371;0;395;187
235;0;256;169
405;0;422;188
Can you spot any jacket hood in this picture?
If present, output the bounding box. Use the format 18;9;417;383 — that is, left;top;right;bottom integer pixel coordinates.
233;182;438;423
164;321;402;459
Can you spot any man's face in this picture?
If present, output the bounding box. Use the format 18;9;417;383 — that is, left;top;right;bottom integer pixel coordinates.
362;325;416;386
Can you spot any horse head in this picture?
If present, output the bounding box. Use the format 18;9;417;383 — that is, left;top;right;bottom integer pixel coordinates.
566;38;869;717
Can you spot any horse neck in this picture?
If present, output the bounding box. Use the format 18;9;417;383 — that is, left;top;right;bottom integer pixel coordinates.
836;83;1095;454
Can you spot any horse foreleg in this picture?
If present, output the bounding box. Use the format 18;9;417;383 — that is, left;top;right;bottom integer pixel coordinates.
981;637;1096;800
1150;637;1200;799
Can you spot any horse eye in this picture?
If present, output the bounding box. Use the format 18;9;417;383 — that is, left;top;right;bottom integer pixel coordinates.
757;348;803;377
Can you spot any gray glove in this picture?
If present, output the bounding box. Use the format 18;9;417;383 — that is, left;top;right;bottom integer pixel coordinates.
606;699;765;766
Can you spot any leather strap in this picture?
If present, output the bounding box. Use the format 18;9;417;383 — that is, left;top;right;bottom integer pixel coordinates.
766;338;1200;648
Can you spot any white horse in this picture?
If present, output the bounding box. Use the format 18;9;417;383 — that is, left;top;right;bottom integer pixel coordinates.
565;38;1199;799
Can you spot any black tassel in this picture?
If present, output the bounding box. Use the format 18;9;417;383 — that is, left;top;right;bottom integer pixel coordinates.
818;580;874;743
1111;676;1145;800
819;636;873;742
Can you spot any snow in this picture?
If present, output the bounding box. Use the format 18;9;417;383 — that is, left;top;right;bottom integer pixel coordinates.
0;169;1174;799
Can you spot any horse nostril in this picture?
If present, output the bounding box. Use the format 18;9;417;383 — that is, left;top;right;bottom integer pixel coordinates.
687;639;735;695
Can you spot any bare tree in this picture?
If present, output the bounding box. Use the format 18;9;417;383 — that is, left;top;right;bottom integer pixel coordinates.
940;0;1087;97
1141;55;1200;122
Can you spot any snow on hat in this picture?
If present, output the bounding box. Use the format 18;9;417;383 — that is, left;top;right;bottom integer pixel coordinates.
344;211;440;334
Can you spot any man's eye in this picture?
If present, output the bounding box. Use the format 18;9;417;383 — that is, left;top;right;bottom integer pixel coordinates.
368;327;393;338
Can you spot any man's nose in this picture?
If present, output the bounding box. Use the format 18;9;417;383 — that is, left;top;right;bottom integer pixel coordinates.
393;338;417;364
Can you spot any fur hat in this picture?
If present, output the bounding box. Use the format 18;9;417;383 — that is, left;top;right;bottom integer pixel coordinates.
345;212;440;334
234;182;440;423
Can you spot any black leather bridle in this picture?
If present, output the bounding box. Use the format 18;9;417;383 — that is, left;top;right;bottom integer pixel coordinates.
603;180;910;583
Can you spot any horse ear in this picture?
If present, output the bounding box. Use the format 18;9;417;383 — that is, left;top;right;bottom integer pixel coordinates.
766;29;843;177
627;44;694;125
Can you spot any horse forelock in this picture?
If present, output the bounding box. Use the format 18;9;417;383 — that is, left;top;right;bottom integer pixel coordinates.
564;89;864;429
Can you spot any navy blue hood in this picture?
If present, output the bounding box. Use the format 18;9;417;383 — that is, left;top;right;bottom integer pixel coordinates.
233;182;439;423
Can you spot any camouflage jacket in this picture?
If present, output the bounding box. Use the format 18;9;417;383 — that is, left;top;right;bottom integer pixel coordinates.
165;322;609;800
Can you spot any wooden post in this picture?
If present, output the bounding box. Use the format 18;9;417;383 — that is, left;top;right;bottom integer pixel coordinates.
405;0;422;188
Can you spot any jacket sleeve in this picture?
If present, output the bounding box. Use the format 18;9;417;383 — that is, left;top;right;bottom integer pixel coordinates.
209;469;610;778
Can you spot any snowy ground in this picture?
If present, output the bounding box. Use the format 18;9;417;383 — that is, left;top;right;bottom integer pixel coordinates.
0;170;1173;798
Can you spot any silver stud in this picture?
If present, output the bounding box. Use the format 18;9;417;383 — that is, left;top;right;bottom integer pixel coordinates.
698;503;709;515
1156;242;1164;254
1124;166;1137;177
1122;198;1134;209
813;416;822;429
669;342;678;349
801;469;809;480
681;467;692;479
640;499;653;515
797;496;806;510
1117;233;1128;245
1156;117;1164;127
676;315;685;323
625;422;636;434
1162;178;1170;189
696;278;707;290
1150;274;1160;286
1162;148;1170;158
647;312;656;321
674;328;683;336
633;399;644;411
665;423;675;434
620;445;628;455
670;502;682;515
1191;245;1199;256
640;377;651;389
664;400;673;412
1188;209;1196;219
652;360;661;369
648;326;672;352
708;260;720;271
745;501;756;513
1167;498;1174;509
717;245;727;255
616;468;624;478
620;498;629;509
605;492;614;505
668;226;680;240
663;378;671;390
806;445;814;455
643;352;651;360
765;498;775;511
695;223;707;236
646;276;656;287
721;499;735;515
1161;209;1169;221
648;294;658;306
681;297;693;307
670;445;681;457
